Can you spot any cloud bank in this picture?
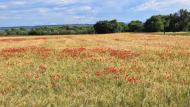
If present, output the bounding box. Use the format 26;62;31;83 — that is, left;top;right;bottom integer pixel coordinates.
0;0;189;27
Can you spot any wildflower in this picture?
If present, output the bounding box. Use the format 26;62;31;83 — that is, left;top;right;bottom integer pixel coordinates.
96;71;101;76
39;64;46;71
125;74;140;83
104;67;119;74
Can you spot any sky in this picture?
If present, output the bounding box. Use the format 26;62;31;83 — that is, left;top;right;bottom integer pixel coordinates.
0;0;190;27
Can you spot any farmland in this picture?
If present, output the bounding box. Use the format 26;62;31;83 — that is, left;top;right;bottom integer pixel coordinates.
0;33;190;106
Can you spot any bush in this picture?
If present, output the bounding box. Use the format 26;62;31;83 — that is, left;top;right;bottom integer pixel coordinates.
94;20;126;34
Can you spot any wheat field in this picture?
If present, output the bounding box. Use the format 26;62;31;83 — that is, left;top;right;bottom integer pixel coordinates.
0;33;190;107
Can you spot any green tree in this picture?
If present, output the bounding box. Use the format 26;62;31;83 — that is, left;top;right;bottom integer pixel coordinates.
128;20;144;32
144;15;165;32
4;28;28;35
160;15;171;34
168;13;179;32
117;22;127;32
177;9;190;31
167;9;190;32
94;19;124;34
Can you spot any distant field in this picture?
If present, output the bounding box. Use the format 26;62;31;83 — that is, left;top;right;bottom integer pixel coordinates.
156;32;190;36
0;33;190;106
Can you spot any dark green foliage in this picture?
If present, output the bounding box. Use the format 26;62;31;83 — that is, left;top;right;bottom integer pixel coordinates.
167;13;179;32
93;9;190;33
117;22;128;32
188;23;190;31
143;9;190;33
144;15;165;32
168;9;190;32
94;20;126;34
144;9;190;32
128;20;144;32
177;9;190;31
162;15;171;33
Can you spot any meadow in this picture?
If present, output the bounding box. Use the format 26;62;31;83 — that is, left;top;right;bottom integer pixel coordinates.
0;33;190;107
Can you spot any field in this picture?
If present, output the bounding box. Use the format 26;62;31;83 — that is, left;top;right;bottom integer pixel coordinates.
156;32;190;36
0;33;190;107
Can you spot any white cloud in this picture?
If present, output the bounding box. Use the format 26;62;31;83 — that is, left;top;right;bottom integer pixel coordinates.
0;16;22;20
0;1;27;10
11;1;27;5
136;0;190;11
0;5;7;9
0;0;189;27
0;0;77;10
66;6;95;14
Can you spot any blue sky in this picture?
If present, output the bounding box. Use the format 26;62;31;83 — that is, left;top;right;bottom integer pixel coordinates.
0;0;190;27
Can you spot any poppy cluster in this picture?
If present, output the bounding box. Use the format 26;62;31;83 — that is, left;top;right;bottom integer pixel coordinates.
59;47;139;60
0;46;52;59
96;66;141;83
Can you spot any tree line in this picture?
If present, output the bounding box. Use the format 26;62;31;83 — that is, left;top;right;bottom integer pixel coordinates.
94;9;190;34
0;25;95;35
0;9;189;35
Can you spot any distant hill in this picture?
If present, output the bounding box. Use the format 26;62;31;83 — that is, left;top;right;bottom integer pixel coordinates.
0;24;94;31
0;24;95;35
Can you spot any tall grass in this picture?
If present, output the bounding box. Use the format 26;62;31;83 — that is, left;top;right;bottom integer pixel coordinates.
0;33;189;106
